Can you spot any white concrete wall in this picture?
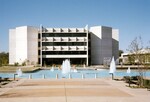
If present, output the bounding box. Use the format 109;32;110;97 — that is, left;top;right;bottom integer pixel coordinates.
9;25;119;66
9;29;16;65
90;26;102;65
27;26;38;65
90;26;113;65
101;26;112;63
15;26;28;64
9;26;38;65
112;29;119;60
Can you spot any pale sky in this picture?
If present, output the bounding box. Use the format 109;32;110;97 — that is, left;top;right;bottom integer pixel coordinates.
0;0;150;52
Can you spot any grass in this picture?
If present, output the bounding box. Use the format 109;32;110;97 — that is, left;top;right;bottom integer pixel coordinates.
0;66;40;73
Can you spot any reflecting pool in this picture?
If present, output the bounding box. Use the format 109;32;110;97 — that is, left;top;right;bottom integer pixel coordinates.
1;69;150;79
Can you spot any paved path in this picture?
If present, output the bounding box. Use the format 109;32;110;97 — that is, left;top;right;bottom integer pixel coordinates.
0;78;150;102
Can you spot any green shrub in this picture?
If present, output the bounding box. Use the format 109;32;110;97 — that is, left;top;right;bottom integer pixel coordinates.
22;62;26;66
14;62;19;66
0;60;2;67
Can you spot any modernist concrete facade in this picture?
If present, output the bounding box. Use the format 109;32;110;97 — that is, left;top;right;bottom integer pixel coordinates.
90;26;119;65
9;26;38;65
9;25;119;66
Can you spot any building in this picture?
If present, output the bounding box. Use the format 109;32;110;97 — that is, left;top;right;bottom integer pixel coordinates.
9;25;119;66
120;49;150;65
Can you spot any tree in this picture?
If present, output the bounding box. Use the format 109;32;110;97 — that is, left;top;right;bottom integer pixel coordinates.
119;50;124;65
127;36;149;87
0;59;2;67
119;50;124;57
0;52;9;66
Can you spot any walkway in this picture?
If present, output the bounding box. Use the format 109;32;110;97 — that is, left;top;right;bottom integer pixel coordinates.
0;78;149;102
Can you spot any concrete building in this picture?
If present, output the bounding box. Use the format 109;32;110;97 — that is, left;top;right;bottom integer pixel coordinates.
9;25;119;66
120;49;150;65
9;26;38;65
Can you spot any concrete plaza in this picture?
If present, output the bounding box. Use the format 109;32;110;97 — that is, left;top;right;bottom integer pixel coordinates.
0;78;150;102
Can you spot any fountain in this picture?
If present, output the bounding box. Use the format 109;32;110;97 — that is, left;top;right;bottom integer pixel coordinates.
83;64;86;68
16;68;22;77
127;67;131;76
127;67;131;73
50;66;54;72
72;69;78;72
61;59;71;75
109;56;116;79
71;65;78;73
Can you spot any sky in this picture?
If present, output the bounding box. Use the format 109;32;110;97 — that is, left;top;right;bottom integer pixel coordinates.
0;0;150;52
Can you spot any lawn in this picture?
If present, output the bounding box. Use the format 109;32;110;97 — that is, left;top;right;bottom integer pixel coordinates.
0;66;40;73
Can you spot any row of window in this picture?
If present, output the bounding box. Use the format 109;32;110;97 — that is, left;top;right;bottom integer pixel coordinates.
41;58;86;65
41;33;87;37
42;42;87;46
42;51;87;55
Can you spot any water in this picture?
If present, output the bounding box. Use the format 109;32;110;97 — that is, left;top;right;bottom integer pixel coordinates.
1;69;150;79
109;57;116;74
16;68;22;77
61;59;71;75
50;67;54;72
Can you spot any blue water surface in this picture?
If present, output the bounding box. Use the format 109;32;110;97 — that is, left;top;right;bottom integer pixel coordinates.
0;69;150;79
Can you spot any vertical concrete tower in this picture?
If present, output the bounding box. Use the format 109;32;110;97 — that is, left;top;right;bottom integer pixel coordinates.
9;26;38;65
112;29;119;60
90;26;119;65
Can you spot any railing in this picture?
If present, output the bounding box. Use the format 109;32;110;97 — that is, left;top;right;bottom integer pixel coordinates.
42;37;87;42
42;28;87;33
42;46;87;51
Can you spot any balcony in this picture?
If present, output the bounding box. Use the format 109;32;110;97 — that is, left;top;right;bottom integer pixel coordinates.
53;37;61;42
61;46;69;51
77;46;87;51
61;37;69;42
68;37;76;42
41;46;87;51
76;37;87;42
53;46;61;51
